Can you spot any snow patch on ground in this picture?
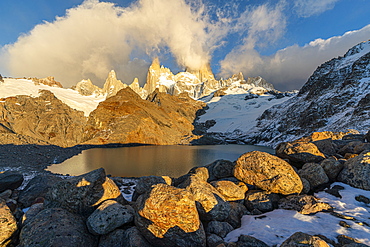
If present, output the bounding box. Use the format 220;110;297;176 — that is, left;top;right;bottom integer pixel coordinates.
0;78;105;116
225;182;370;246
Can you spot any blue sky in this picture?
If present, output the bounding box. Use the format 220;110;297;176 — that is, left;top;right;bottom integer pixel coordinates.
0;0;369;90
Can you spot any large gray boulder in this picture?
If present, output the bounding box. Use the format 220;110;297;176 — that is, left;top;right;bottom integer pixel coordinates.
320;157;344;181
135;183;206;247
18;174;63;208
0;199;17;247
0;171;23;192
87;200;134;235
245;190;280;213
19;208;97;247
234;151;303;195
98;227;152;247
298;163;329;189
45;168;123;216
338;151;370;190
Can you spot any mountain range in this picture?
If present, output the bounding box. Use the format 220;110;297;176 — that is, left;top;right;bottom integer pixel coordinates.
0;40;369;147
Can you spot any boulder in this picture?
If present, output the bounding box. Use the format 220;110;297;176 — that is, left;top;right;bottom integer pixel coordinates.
178;175;230;221
301;178;311;194
0;171;23;192
236;235;269;247
276;142;326;166
207;234;226;247
210;180;247;201
121;227;153;247
0;199;17;247
18;174;63;208
280;232;329;247
205;159;235;181
135;183;206;247
174;167;209;187
225;202;248;229
354;143;370;154
278;195;332;214
19;208;97;247
206;221;234;238
342;134;366;141
98;229;125;247
320;157;344;181
298;163;329;189
45;168;123;216
338;151;370;190
312;139;337;157
133;175;172;198
87;200;134;235
245;191;280;213
234;151;303;195
21;203;44;226
338;141;363;156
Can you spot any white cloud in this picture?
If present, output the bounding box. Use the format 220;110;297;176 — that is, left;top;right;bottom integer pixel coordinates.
0;0;226;87
220;24;370;91
293;0;339;18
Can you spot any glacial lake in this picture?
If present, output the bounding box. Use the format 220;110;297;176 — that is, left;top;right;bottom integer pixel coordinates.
47;145;274;178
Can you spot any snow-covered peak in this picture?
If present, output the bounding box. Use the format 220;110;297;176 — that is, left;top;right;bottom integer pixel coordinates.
337;40;370;70
0;78;105;116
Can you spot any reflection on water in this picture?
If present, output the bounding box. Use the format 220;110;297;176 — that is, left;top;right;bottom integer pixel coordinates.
47;145;274;177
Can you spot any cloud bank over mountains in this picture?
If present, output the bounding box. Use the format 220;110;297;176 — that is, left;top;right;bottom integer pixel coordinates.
1;0;369;90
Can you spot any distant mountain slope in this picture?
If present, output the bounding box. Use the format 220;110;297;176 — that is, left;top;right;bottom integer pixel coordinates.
247;40;370;147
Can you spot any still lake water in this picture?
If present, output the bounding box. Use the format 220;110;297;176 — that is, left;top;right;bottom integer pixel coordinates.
47;145;274;178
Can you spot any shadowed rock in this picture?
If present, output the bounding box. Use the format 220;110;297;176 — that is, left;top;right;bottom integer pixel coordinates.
280;232;329;247
0;199;17;247
276;142;326;167
338;152;370;190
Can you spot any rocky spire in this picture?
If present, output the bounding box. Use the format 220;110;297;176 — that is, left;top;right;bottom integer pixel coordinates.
129;78;147;99
75;79;103;96
185;63;215;83
102;70;127;98
144;58;174;95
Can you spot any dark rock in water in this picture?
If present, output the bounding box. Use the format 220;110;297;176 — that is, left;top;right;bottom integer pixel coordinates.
280;232;329;247
278;195;332;215
298;163;329;189
45;168;124;217
178;174;230;222
236;235;269;247
19;208;97;247
135;183;206;247
245;190;280;213
338;151;370;190
276;142;326;167
0;171;23;192
210;180;248;201
86;200;134;235
234;151;303;195
226;202;249;229
18;174;63;208
0;199;18;247
206;221;234;238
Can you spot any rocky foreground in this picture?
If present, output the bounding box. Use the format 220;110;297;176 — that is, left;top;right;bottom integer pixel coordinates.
1;130;370;246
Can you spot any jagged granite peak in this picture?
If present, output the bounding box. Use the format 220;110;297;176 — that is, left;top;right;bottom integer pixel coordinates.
144;58;175;95
185;63;216;83
248;40;370;147
102;70;128;98
129;78;147;99
32;76;63;88
74;79;103;96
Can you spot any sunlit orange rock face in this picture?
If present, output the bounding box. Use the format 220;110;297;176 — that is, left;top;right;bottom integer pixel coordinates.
135;183;206;247
83;87;206;145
